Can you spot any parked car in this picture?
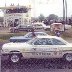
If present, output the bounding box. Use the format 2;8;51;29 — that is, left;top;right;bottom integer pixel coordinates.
2;35;72;63
42;23;50;31
32;22;50;31
0;24;3;27
65;24;71;30
9;32;48;42
32;22;44;31
9;24;33;33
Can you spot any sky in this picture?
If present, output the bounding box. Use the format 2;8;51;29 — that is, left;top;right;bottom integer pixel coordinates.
0;0;72;17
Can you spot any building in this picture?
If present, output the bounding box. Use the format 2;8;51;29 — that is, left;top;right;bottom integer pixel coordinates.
0;5;31;27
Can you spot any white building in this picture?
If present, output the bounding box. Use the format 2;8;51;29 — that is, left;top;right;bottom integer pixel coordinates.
0;5;31;27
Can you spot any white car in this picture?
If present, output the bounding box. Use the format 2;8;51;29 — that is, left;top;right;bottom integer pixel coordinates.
1;35;72;63
9;24;33;33
65;24;71;30
32;22;44;30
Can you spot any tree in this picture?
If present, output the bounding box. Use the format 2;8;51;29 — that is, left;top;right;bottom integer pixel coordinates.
48;14;58;21
38;14;45;22
48;14;58;24
31;17;39;23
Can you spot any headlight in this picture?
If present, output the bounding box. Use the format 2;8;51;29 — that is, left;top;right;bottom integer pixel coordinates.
1;49;3;53
1;49;9;53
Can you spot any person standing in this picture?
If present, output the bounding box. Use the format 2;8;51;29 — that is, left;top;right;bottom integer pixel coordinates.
31;28;36;37
55;30;61;37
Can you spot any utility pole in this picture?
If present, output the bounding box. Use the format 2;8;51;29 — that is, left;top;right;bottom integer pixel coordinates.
5;0;6;7
63;0;65;24
63;0;67;24
65;0;67;24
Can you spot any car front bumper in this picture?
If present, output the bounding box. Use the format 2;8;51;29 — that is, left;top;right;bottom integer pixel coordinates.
1;54;10;61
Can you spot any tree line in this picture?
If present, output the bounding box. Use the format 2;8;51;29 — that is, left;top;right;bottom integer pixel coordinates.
31;14;72;25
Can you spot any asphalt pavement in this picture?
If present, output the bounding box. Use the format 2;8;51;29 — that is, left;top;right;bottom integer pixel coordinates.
1;59;72;72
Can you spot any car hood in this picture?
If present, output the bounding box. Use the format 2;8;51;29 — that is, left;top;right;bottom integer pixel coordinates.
10;36;26;39
2;42;30;50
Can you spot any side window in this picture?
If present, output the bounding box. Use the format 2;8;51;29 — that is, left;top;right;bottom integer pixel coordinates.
19;25;21;28
22;26;26;28
25;33;33;38
34;39;41;45
52;38;65;45
47;39;53;45
19;25;22;28
34;38;52;45
16;25;20;28
19;25;26;28
36;33;47;36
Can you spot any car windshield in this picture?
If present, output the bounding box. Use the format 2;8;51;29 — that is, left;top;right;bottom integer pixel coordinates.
27;37;68;45
24;32;47;38
35;32;47;36
27;37;37;44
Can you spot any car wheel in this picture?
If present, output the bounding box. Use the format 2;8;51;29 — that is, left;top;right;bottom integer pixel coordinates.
65;53;72;62
10;54;20;63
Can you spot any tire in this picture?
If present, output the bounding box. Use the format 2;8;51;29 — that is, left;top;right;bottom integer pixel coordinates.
9;54;21;63
64;53;72;62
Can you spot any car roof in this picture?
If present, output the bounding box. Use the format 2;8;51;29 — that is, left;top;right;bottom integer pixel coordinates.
36;35;63;40
33;22;43;24
28;32;47;34
51;23;62;25
28;32;48;36
18;24;32;26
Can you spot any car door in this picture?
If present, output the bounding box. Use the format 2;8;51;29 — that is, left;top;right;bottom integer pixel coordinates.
51;38;68;58
29;38;57;58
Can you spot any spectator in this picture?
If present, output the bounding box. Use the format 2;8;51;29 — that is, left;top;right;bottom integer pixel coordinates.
55;30;61;37
61;20;65;24
31;28;36;37
69;19;72;25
